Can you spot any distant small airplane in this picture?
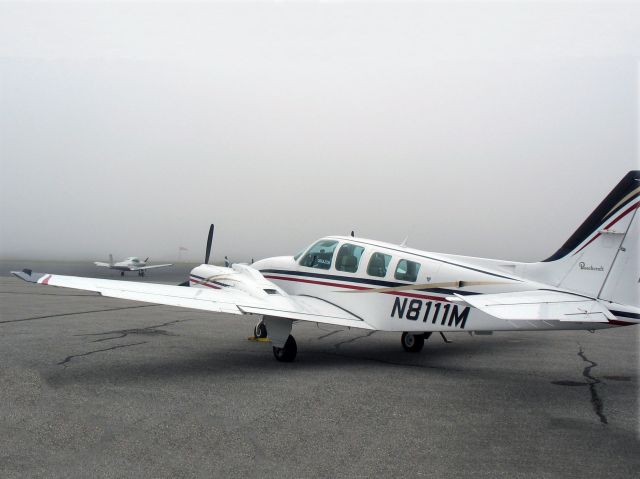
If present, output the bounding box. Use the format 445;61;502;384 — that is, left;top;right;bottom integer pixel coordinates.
93;255;172;277
13;172;640;363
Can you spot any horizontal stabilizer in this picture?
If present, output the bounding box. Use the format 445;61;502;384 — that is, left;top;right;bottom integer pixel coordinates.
454;290;615;322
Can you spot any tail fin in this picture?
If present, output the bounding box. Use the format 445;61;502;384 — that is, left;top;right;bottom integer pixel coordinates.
109;254;114;266
529;171;639;302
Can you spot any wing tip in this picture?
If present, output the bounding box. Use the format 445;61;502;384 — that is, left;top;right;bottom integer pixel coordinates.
11;268;38;283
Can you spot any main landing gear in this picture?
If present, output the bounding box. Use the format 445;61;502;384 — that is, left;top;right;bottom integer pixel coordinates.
273;335;297;362
401;332;432;352
120;271;125;277
138;270;145;277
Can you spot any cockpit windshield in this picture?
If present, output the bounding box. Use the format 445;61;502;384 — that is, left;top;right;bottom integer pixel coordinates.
298;239;339;270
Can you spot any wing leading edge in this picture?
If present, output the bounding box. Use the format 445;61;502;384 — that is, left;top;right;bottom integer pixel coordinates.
11;269;371;329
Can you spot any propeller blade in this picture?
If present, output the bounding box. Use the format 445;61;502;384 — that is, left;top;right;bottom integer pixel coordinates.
144;257;149;263
204;224;214;264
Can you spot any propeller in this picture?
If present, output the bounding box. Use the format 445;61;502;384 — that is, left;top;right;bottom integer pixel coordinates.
204;224;214;264
144;257;149;263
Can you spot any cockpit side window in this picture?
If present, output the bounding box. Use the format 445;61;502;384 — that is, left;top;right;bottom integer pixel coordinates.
298;240;339;270
394;259;421;282
367;252;391;277
335;243;365;273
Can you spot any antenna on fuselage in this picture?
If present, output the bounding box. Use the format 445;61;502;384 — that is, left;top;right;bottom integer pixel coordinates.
204;224;214;264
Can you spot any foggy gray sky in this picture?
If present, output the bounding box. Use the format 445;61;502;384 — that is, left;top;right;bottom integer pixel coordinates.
1;1;639;264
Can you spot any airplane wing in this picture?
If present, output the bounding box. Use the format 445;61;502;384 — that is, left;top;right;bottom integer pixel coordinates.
131;264;173;271
452;290;616;322
11;268;372;330
93;262;111;267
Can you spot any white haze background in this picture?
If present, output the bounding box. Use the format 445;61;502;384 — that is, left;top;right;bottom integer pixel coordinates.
1;1;639;263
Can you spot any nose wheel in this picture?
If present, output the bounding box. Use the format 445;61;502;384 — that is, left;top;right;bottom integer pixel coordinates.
254;321;268;339
273;335;297;362
401;332;426;352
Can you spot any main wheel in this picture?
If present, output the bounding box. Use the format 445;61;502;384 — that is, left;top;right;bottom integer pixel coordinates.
120;271;125;277
254;322;268;338
273;335;297;362
401;332;425;352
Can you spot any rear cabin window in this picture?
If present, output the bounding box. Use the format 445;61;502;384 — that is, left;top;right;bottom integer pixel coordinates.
299;240;338;270
367;252;391;277
335;243;365;273
394;259;421;282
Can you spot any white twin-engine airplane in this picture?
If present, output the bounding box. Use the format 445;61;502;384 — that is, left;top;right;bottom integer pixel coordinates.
94;255;172;277
13;172;640;362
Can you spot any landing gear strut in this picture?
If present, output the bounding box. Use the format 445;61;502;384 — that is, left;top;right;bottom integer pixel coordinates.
273;335;297;362
120;271;125;277
401;332;430;352
254;321;268;338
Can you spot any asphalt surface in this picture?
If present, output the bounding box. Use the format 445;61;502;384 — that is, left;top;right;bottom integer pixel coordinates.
0;262;638;478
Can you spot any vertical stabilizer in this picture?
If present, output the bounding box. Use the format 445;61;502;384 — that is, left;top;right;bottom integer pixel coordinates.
525;171;640;301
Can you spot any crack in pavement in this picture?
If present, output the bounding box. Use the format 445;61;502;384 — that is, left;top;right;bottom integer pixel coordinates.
57;341;148;366
0;304;158;324
316;330;340;340
74;319;193;343
578;346;608;425
334;330;376;350
551;345;608;424
57;319;196;366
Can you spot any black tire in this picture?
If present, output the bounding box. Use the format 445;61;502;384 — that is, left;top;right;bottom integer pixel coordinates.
273;335;297;362
401;332;425;352
254;322;268;338
120;271;125;277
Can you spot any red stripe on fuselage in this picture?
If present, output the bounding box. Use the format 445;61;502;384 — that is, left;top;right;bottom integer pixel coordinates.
263;274;452;303
573;200;640;256
42;274;52;285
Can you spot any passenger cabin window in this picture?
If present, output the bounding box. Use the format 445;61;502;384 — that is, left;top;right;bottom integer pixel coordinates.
395;259;421;282
299;240;338;270
367;252;391;277
335;243;365;273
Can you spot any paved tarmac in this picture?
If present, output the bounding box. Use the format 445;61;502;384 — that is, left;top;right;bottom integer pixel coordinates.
0;262;638;478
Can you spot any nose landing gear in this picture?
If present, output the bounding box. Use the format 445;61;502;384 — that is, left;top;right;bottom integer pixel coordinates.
254;321;268;339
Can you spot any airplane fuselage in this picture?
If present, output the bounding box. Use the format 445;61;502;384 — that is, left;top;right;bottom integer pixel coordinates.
189;236;638;334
